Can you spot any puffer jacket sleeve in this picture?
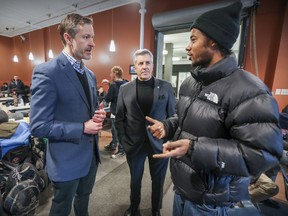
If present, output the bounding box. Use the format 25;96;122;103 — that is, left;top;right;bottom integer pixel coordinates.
163;116;179;140
162;77;195;141
190;92;283;177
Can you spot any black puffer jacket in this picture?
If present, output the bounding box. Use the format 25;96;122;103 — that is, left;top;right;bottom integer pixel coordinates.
163;55;283;205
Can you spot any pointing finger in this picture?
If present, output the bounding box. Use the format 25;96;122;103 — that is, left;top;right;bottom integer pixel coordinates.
145;116;157;123
153;153;169;159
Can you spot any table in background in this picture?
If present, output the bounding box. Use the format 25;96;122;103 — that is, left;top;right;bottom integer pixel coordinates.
6;104;30;113
0;97;13;102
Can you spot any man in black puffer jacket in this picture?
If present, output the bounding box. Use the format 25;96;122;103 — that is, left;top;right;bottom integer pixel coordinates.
146;1;283;215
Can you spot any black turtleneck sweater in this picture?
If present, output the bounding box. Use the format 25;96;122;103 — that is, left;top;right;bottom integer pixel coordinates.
136;77;154;116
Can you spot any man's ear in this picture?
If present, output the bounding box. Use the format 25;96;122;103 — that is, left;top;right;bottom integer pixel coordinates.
210;40;217;49
64;33;72;46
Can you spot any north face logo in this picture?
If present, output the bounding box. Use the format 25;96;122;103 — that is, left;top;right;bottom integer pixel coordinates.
205;92;218;104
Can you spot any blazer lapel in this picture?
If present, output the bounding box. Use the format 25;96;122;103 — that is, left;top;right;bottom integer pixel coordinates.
85;69;97;114
59;54;90;110
150;78;160;113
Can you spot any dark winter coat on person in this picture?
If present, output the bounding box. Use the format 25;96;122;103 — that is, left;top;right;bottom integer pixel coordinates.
162;54;283;205
105;79;128;114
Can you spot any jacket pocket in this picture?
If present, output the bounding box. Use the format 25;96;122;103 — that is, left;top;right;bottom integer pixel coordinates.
170;158;206;203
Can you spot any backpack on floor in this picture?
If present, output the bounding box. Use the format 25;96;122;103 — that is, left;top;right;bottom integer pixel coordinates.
3;179;40;216
4;162;45;193
3;162;43;215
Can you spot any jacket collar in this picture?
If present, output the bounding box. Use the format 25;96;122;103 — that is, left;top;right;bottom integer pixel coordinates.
191;54;239;86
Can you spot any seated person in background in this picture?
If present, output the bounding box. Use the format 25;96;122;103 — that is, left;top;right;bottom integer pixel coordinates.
0;82;9;98
97;86;106;106
1;82;9;91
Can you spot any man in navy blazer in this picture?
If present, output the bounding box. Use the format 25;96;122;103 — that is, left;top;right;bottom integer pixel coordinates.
115;49;176;216
30;14;106;216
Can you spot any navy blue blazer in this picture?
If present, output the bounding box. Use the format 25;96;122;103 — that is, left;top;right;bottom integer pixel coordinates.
30;53;100;182
115;78;176;155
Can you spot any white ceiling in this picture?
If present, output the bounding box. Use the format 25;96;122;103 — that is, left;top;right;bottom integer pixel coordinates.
0;0;139;37
0;0;198;64
0;0;253;65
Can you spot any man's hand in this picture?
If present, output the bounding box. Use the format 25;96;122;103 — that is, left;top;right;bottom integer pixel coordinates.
84;109;106;134
153;139;191;159
84;119;103;134
146;116;165;139
93;109;106;123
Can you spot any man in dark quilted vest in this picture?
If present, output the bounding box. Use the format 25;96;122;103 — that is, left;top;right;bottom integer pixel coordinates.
146;1;283;215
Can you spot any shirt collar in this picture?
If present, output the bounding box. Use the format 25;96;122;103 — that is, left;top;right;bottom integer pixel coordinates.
62;51;85;75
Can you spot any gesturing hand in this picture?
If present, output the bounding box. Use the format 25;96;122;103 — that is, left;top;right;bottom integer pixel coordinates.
146;116;165;139
153;139;191;159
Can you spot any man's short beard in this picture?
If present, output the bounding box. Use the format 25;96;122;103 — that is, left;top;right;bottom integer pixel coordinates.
192;57;211;68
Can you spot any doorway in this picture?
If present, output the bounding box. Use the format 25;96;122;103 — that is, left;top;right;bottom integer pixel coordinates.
152;0;253;98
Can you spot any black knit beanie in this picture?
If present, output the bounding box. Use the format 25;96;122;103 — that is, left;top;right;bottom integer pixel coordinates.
190;1;242;50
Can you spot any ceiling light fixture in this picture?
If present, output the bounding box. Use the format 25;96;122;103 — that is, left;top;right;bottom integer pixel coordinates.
28;33;34;60
109;9;116;52
28;52;34;60
48;49;54;59
48;27;54;58
13;55;19;62
13;37;19;63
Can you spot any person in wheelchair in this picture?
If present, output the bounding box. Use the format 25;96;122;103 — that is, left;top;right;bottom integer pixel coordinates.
0;110;30;164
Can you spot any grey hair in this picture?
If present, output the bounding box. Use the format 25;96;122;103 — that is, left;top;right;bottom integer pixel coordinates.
132;49;153;64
